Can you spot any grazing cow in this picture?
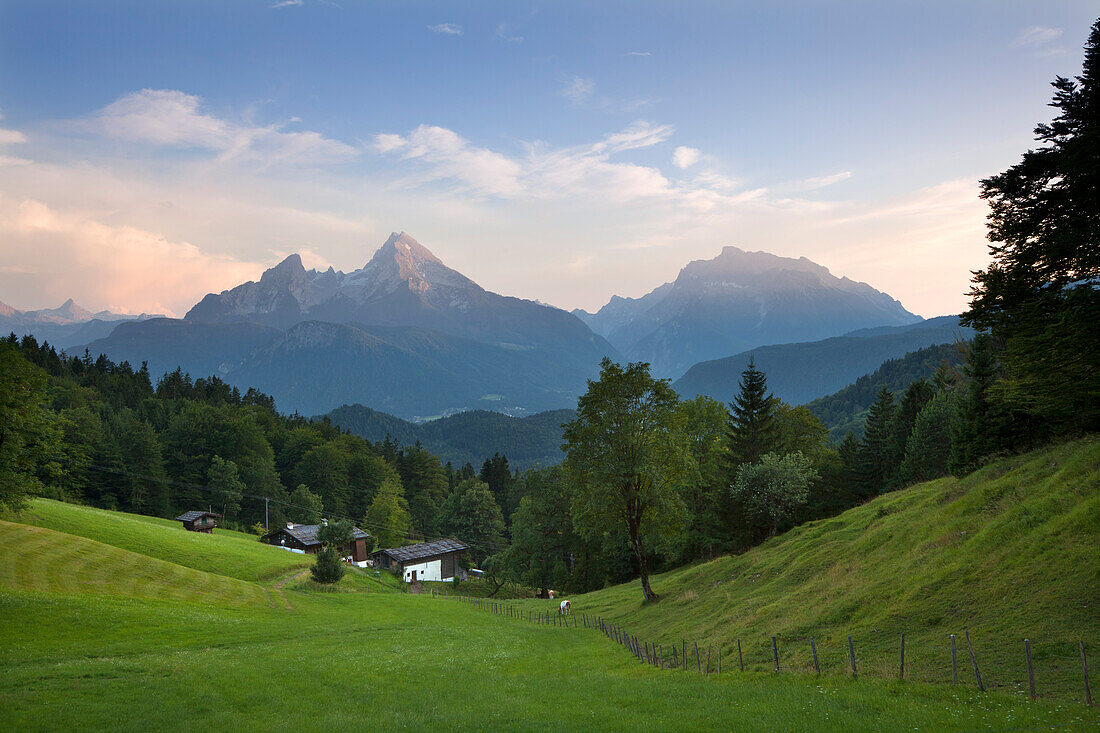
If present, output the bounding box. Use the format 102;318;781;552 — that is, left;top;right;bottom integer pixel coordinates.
559;599;571;616
548;590;555;599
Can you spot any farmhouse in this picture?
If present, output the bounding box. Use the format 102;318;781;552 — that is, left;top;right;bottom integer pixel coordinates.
372;538;469;583
262;523;372;564
176;510;221;534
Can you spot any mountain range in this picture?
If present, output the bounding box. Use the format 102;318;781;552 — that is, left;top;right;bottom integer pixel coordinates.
575;246;921;377
0;298;160;349
80;233;617;418
8;232;953;421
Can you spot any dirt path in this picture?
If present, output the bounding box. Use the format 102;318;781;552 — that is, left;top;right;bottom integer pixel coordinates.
268;568;310;611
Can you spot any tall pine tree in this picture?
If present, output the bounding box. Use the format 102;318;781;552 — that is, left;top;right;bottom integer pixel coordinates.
725;356;777;471
855;386;896;496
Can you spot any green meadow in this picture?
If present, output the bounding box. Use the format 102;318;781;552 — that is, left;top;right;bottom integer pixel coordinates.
1;439;1098;731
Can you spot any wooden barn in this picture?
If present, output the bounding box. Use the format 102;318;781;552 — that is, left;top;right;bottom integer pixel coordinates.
262;523;372;564
176;510;221;533
373;538;469;583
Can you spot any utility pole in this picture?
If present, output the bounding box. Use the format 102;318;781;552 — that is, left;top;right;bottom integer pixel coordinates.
264;497;270;532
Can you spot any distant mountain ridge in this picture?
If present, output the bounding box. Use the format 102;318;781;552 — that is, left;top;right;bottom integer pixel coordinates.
672;315;973;406
82;232;618;417
324;405;575;470
575;246;921;377
0;298;161;348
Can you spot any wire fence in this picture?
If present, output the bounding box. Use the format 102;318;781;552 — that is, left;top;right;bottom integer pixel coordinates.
438;593;1094;707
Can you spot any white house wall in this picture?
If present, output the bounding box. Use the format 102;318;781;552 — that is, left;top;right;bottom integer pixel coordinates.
402;558;444;582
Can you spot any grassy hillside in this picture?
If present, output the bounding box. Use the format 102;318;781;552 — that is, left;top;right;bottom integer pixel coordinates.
567;438;1100;702
14;499;310;582
2;494;1096;729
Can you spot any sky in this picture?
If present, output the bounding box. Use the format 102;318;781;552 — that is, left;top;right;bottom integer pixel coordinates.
0;1;1097;318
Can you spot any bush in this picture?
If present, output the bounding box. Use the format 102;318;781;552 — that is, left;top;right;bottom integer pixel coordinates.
310;546;345;584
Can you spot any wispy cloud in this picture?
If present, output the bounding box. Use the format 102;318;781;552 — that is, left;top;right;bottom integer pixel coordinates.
625;51;651;57
81;89;358;165
1013;26;1062;47
672;146;700;169
495;22;523;43
428;23;463;36
560;75;596;105
791;170;852;192
270;0;304;8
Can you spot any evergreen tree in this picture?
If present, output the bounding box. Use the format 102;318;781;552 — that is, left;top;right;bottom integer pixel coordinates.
725;356;777;472
479;453;516;517
502;467;574;596
0;343;54;510
886;380;935;487
949;333;1008;474
964;19;1100;435
855;386;896;496
897;388;959;485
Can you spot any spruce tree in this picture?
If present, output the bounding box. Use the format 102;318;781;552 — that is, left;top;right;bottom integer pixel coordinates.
856;386;896;496
949;333;1005;475
725;356;777;471
886;380;935;488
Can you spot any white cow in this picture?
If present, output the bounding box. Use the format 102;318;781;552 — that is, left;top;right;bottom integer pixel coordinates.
559;599;571;616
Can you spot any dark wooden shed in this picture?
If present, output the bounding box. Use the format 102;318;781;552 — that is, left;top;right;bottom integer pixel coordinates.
176;510;221;534
262;523;372;563
372;538;469;583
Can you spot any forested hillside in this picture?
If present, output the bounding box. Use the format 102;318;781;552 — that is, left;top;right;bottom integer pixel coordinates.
325;404;573;470
807;343;966;441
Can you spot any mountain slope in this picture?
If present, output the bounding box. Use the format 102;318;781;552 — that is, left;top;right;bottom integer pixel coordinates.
672;315;971;406
226;321;590;418
576;246;921;377
573;437;1100;701
324;405;574;469
807;342;967;441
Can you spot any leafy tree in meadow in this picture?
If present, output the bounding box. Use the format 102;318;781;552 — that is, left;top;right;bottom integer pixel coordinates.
725;356;777;472
729;451;819;538
438;478;506;565
963;19;1100;435
287;484;324;524
362;477;413;550
563;359;694;602
207;455;245;520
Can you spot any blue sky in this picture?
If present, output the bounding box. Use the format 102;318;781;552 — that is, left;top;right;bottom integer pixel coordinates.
1;1;1097;317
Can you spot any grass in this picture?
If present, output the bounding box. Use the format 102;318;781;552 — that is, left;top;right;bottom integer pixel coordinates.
0;439;1097;730
9;498;311;582
554;437;1100;703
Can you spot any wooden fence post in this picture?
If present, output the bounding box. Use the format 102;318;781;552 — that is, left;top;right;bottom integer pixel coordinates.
772;636;780;674
695;641;701;673
1025;638;1036;700
899;633;906;681
848;635;857;679
965;630;984;692
950;634;958;685
718;647;722;674
683;640;687;671
810;637;819;674
738;638;744;672
706;646;712;675
1082;641;1093;707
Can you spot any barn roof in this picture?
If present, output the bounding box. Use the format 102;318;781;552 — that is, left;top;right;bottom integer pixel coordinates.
176;511;221;522
377;538;469;562
278;523;370;546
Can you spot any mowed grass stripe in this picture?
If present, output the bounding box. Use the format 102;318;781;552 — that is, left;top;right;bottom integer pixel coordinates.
0;522;277;609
